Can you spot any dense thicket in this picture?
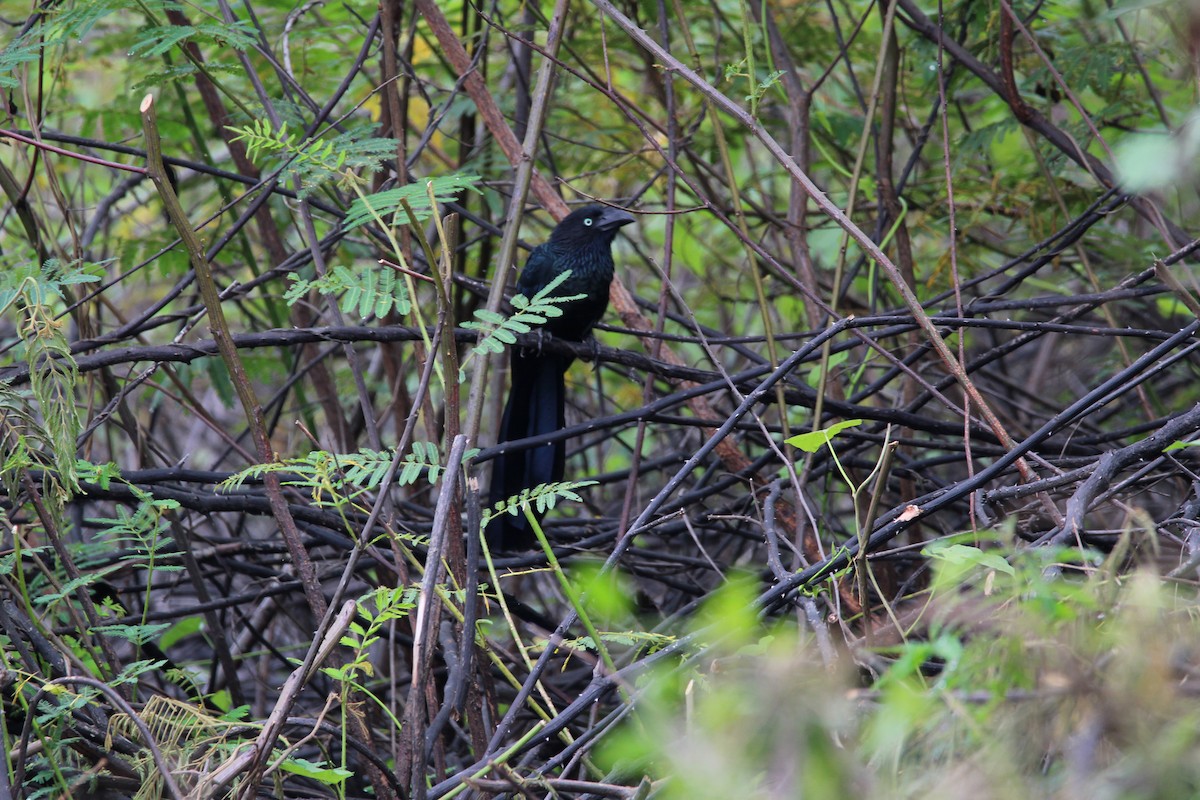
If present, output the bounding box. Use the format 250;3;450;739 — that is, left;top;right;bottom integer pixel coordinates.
4;0;1200;797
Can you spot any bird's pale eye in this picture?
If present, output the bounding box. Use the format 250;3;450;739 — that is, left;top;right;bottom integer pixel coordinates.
584;218;594;226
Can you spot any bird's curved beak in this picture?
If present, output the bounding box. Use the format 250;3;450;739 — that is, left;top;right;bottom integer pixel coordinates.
597;207;636;232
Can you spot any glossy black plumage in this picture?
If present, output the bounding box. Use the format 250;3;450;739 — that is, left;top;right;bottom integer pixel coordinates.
486;205;635;550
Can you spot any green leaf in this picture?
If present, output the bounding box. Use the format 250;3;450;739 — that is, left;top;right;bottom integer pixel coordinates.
159;616;203;650
0;33;46;89
484;480;598;526
464;270;585;357
228;120;401;196
286;265;411;317
806;350;849;388
785;419;863;453
343;174;482;230
922;543;1015;576
129;25;198;57
278;757;353;784
89;623;171;645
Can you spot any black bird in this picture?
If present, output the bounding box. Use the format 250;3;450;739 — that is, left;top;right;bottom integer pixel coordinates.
486;204;636;550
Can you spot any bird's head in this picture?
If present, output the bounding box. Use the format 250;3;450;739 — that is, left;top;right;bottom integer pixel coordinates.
549;204;636;248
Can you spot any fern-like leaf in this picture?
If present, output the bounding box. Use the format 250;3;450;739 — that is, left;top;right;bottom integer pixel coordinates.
0;33;44;89
219;445;480;498
343;173;482;230
482;480;597;526
285;264;412;317
0;259;102;499
463;270;585;356
129;20;257;58
227;120;399;196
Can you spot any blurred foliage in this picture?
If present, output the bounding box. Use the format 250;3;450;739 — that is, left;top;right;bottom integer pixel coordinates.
606;551;1200;800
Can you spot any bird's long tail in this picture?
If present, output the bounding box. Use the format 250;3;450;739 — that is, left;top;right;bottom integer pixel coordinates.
485;351;570;550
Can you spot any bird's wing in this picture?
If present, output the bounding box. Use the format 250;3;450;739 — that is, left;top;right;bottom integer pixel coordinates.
514;243;557;296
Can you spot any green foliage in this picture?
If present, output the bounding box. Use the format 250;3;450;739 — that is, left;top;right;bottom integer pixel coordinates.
2;0;146;87
285;264;412;317
0;259;102;500
483;479;597;527
88;491;181;570
1;0;233;91
603;548;1200;799
6;0;1198;793
327;585;418;685
82;483;184;642
693;572;760;649
395;440;479;486
602;628;861;799
1046;42;1133;99
922;540;1016;579
954;119;1022;169
342;173;482;230
106;694;263;797
131;61;240;94
323;585;417;746
228;119;399;196
220;444;479;505
562;630;675;654
570;559;635;624
43;0;174;42
785;419;863;453
128;20;257;58
805;349;849;387
723;58;783;110
277;757;354;785
3;468;188;671
463;270;586;357
0;32;44;89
